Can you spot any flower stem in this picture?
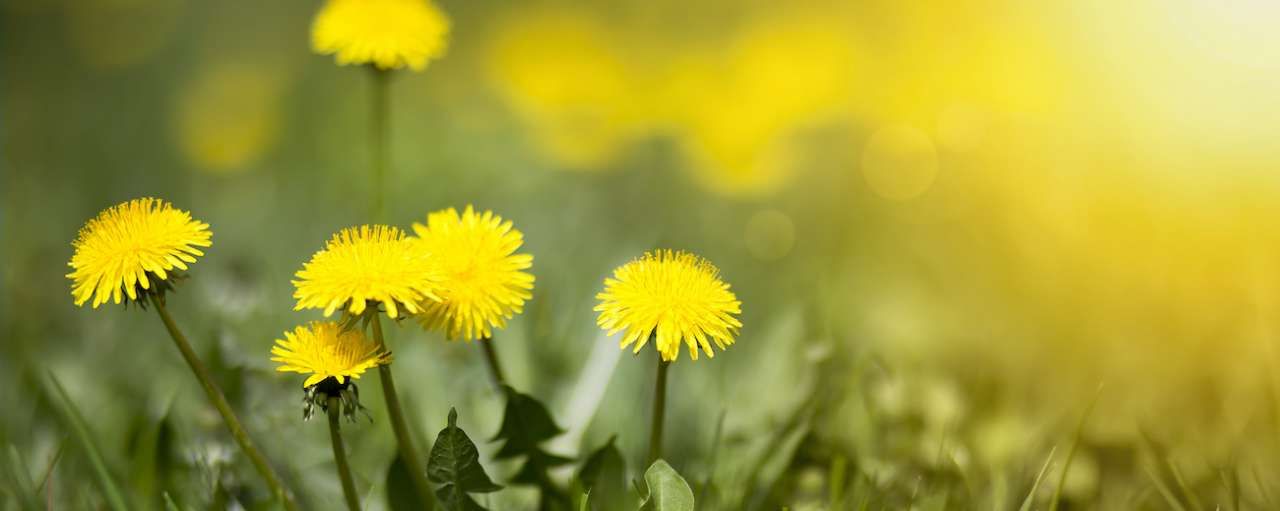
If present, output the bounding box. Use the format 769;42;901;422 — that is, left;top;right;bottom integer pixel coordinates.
149;295;298;511
326;396;361;511
370;67;390;222
648;354;671;464
370;315;436;509
478;337;506;389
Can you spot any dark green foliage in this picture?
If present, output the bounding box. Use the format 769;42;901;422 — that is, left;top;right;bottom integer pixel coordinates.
491;385;575;509
387;453;431;511
428;408;502;511
575;436;627;510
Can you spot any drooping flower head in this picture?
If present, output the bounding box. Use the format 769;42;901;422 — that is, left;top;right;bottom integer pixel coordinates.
311;0;450;72
271;321;391;388
595;250;742;362
67;198;212;308
293;225;443;319
411;206;535;340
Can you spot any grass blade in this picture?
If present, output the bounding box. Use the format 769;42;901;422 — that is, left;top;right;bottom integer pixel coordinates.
1048;385;1102;511
1019;446;1057;511
1168;463;1203;511
1218;466;1239;511
5;444;40;510
34;438;66;495
44;371;130;511
1145;463;1189;511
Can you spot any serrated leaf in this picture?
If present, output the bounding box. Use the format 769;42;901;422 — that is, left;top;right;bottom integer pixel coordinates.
492;386;564;458
490;386;573;509
428;408;501;511
576;436;627;511
639;460;694;511
387;453;430;511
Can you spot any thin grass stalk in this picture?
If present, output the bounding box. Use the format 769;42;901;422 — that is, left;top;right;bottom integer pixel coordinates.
149;295;297;510
45;373;130;511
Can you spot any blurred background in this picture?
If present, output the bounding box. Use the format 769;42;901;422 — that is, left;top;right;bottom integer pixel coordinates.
4;0;1280;509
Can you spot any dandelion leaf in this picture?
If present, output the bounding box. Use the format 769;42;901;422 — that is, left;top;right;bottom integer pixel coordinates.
639;460;695;511
428;408;502;511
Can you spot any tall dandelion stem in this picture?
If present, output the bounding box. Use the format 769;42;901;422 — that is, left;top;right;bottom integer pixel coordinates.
370;67;390;222
648;353;670;464
327;396;361;511
370;314;436;509
478;337;506;388
149;295;298;511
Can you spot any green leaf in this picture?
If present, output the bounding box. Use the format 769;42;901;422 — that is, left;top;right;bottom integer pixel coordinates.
576;436;626;511
387;453;431;511
491;386;573;509
492;386;565;458
639;460;694;511
428;408;502;511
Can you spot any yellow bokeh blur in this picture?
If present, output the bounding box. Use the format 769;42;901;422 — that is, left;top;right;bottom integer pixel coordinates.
172;63;286;174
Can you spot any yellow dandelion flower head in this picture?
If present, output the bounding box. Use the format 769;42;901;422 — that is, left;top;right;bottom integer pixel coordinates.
595;250;743;362
311;0;450;72
293;225;443;319
271;321;391;388
411;205;535;340
67;198;212;308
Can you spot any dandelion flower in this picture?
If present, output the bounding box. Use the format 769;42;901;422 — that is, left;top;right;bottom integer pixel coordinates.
411;206;535;340
67;198;212;308
595;250;742;362
271;321;391;388
311;0;450;72
293;225;443;319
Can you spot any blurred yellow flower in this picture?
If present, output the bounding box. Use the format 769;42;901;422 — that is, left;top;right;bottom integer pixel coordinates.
174;64;283;173
410;206;535;340
311;0;450;72
271;321;391;388
669;14;856;198
293;225;443;319
67;198;212;308
486;8;643;169
595;250;742;362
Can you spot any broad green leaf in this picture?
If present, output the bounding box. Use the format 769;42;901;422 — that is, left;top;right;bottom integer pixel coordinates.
492;386;566;459
387;453;430;511
576;436;626;511
428;408;501;511
491;386;573;509
639;460;694;511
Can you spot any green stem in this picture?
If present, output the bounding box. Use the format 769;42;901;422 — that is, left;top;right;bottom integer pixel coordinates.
327;396;362;511
478;337;506;389
370;67;390;222
648;354;670;464
149;295;298;511
371;315;436;509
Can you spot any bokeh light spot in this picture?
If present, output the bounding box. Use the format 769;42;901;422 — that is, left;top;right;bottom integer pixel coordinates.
861;124;939;200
